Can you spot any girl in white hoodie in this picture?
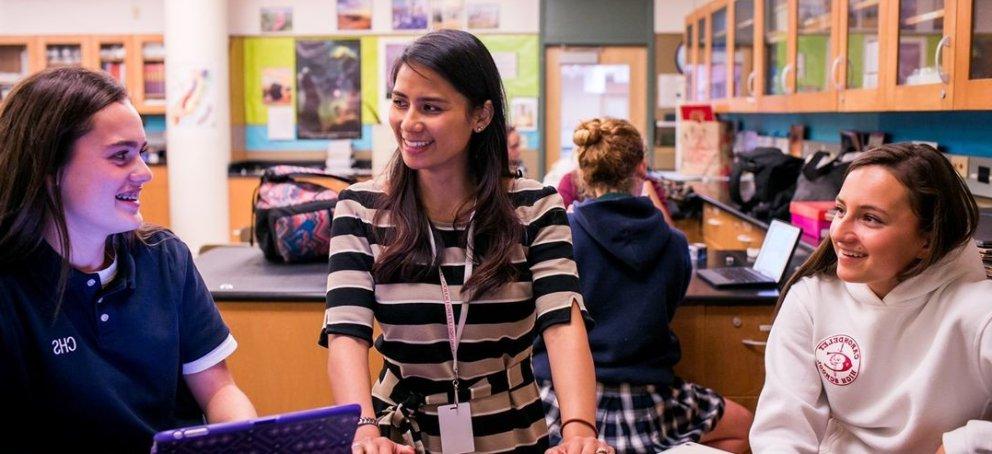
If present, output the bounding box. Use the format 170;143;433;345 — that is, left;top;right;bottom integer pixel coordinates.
750;143;992;454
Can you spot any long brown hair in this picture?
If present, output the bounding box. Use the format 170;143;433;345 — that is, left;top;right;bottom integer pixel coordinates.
0;67;158;315
775;143;980;316
372;30;522;300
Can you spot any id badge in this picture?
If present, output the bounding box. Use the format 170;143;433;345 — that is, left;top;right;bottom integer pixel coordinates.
437;402;474;454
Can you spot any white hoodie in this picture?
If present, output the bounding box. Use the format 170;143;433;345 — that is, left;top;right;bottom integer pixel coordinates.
751;242;992;454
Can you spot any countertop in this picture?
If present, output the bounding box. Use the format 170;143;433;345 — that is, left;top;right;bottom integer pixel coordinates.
196;246;792;305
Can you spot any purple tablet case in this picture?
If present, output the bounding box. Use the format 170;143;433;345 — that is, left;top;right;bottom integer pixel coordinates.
151;403;360;454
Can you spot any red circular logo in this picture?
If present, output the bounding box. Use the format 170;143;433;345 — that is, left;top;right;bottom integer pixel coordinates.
815;334;862;386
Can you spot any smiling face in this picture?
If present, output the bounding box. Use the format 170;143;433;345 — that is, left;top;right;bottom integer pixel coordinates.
830;165;929;298
57;101;151;243
389;63;490;178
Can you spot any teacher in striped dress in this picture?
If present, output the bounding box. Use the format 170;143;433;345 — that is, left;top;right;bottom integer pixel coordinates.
320;30;614;454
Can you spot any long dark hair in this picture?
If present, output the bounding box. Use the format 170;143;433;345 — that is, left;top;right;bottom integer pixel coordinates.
775;143;979;315
0;67;156;314
372;29;521;300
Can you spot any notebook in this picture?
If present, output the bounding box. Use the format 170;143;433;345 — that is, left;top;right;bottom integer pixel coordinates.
696;219;802;289
151;403;360;454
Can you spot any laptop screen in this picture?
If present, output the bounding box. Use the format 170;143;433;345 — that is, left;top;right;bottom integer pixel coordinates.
752;220;802;281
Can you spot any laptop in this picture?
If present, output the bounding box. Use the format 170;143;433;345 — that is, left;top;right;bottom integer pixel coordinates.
696;219;802;289
151;403;360;454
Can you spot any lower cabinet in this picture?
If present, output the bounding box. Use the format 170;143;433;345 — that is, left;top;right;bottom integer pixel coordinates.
217;301;383;416
671;304;774;414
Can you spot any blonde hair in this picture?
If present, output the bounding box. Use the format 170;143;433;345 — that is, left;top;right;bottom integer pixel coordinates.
573;118;644;194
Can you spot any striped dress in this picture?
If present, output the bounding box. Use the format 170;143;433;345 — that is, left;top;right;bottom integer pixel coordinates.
319;178;589;453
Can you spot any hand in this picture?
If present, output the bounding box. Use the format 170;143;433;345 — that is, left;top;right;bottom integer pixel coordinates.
545;435;614;454
351;425;415;454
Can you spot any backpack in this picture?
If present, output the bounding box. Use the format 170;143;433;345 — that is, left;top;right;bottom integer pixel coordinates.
252;165;355;263
730;147;803;222
792;150;854;201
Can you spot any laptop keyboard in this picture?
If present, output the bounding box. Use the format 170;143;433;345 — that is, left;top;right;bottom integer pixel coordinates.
717;267;766;283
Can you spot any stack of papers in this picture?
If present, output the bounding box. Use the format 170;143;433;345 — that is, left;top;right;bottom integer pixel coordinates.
324;140;353;174
977;208;992;280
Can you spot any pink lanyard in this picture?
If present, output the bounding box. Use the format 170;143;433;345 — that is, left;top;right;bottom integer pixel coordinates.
427;218;474;404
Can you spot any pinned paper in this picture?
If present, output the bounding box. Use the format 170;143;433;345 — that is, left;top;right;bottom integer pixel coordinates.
267;106;295;140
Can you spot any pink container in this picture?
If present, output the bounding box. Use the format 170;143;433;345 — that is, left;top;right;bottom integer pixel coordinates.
790;201;834;243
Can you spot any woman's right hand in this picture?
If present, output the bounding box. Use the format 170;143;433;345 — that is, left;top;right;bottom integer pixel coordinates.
351;424;415;454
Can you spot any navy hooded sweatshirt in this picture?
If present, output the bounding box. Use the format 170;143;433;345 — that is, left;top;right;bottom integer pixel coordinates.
532;194;691;386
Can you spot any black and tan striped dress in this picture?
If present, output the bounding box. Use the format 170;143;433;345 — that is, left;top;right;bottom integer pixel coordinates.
319;178;588;453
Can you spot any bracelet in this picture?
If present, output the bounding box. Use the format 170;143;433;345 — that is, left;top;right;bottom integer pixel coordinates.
357;416;378;427
560;418;598;437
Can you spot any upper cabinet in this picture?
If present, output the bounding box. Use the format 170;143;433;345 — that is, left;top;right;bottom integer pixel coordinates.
837;0;887;110
884;0;956;109
0;37;36;100
952;0;992;108
0;35;164;114
685;0;991;111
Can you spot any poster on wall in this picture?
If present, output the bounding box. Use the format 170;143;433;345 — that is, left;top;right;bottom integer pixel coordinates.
295;40;362;139
430;0;463;30
337;0;372;30
260;7;293;32
262;68;293;105
168;66;216;128
467;3;499;29
510;97;537;131
379;38;414;122
392;0;429;30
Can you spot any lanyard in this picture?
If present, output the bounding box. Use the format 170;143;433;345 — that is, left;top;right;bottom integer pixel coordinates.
427;217;474;404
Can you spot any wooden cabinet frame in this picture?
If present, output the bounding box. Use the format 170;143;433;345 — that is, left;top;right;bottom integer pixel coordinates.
883;0;956;110
836;0;892;111
952;0;992;109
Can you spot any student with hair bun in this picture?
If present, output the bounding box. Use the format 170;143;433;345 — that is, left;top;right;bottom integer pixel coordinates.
533;118;753;453
751;143;992;453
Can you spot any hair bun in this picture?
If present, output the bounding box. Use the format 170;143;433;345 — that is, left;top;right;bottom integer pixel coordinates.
573;121;602;147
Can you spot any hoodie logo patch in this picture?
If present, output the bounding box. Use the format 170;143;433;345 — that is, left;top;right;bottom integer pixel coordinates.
815;334;861;386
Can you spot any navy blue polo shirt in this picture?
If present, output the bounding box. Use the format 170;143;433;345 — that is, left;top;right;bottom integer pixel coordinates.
0;231;235;452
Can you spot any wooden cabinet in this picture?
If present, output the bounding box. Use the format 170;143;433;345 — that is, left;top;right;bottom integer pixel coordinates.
141;164;171;229
672;304;774;413
952;0;992;109
883;0;957;110
218;301;385;416
837;0;890;111
131;35;165;114
687;0;990;111
0;37;37;100
0;35;164;114
702;202;767;250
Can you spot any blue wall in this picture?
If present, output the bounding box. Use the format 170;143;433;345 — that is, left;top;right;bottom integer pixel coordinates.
722;111;992;157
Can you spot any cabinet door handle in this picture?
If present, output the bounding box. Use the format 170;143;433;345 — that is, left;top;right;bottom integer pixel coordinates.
742;339;767;347
934;35;951;84
759;324;772;332
831;56;844;90
707;218;722;226
746;71;757;102
780;64;794;94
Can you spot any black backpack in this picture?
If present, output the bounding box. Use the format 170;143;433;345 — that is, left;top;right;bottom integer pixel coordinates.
730;147;803;222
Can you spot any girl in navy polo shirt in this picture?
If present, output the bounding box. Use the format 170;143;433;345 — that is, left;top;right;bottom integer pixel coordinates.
0;67;256;452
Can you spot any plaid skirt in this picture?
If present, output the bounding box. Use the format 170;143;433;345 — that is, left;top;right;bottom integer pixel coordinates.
538;378;724;454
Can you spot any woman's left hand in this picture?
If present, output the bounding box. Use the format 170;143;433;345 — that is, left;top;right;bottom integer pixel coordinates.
545;436;614;454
